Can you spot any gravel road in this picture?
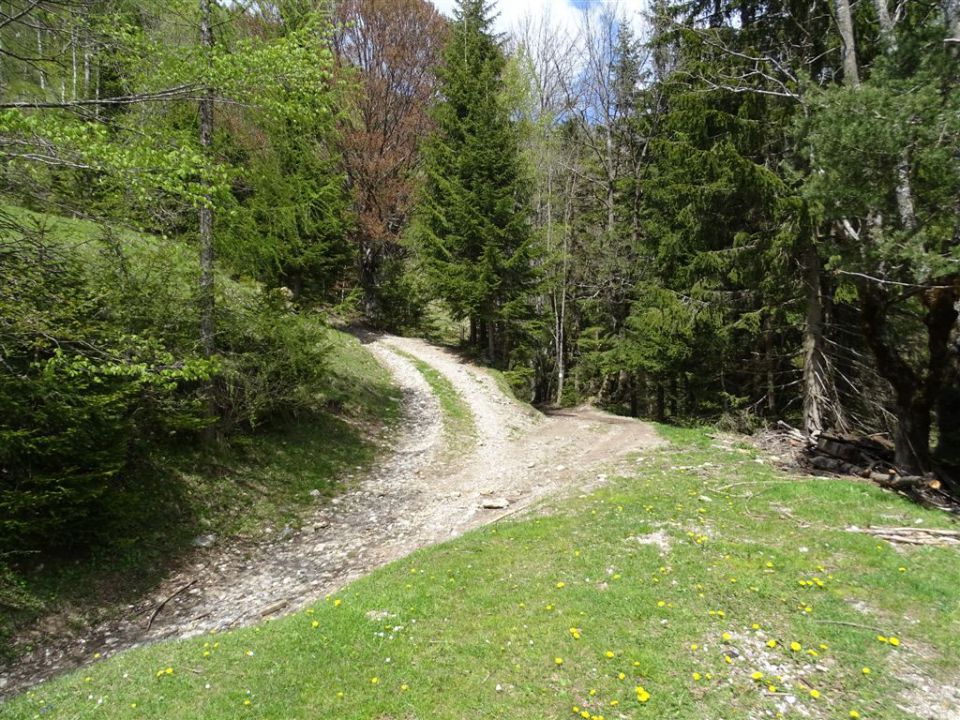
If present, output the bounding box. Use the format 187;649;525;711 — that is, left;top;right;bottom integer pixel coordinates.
1;334;661;699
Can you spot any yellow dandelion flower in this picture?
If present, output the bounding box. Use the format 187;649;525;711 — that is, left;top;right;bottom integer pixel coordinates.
819;644;828;650
334;598;342;607
717;610;726;618
546;604;554;611
555;657;564;666
657;600;666;607
633;661;641;667
572;707;580;714
877;635;888;643
809;689;821;699
751;623;761;630
692;672;702;681
581;712;591;719
724;655;733;664
690;643;699;651
850;711;861;719
889;636;900;646
862;667;871;675
722;632;732;641
767;684;777;693
165;667;173;675
311;620;319;629
751;671;763;681
610;699;619;707
401;684;409;692
898;567;906;573
243;699;251;706
635;686;650;703
556;582;566;589
767;639;778;648
605;650;615;658
618;672;626;680
370;677;379;684
589;689;597;696
789;641;801;652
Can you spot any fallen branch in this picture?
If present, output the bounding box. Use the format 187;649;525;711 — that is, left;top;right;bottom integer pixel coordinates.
846;526;960;546
810;619;889;634
145;579;197;631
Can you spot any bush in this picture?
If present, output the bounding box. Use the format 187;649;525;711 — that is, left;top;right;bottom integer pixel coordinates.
0;210;330;556
218;286;330;428
0;223;216;551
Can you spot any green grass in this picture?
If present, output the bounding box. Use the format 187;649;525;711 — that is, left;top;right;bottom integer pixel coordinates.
6;433;960;719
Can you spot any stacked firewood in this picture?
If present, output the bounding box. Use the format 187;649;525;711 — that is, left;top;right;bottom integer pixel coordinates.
771;422;958;511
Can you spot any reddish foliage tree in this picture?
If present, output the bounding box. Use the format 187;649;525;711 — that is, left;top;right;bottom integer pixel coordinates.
332;0;447;315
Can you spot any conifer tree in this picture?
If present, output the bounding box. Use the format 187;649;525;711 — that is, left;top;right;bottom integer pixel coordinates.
413;0;536;364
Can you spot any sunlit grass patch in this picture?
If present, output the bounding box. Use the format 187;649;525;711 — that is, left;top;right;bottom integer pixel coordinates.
7;427;958;719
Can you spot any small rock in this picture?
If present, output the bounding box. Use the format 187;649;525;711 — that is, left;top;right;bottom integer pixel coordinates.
481;498;510;509
193;533;217;548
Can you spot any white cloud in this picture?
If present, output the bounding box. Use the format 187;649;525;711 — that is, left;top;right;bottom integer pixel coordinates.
428;0;650;45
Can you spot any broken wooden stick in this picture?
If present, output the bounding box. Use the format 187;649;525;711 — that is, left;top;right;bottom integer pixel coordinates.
146;579;197;631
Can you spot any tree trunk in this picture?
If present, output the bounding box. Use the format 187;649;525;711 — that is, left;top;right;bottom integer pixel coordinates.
199;0;216;358
37;29;45;91
359;242;379;318
937;353;960;462
486;320;496;364
874;0;896;51
802;241;829;438
835;0;860;87
860;282;959;474
655;382;665;422
764;313;776;414
947;0;960;44
893;396;932;474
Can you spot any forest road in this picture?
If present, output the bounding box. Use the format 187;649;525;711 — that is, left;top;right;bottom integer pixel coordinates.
1;334;662;699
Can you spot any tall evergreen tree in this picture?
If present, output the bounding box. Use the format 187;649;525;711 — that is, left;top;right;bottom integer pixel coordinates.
412;0;537;364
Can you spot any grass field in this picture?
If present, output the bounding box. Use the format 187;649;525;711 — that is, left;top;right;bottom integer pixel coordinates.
6;425;958;719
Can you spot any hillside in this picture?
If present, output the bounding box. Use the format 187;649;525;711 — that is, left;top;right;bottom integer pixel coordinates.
3;343;959;719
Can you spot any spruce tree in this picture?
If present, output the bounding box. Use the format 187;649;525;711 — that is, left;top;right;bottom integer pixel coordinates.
412;0;536;364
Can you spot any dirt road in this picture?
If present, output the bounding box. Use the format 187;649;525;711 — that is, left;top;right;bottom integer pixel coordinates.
1;334;661;698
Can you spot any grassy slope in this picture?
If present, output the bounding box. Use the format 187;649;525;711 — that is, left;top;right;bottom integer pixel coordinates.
0;207;403;653
7;426;958;720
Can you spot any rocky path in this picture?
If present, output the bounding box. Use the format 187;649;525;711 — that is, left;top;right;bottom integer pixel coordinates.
1;334;661;699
